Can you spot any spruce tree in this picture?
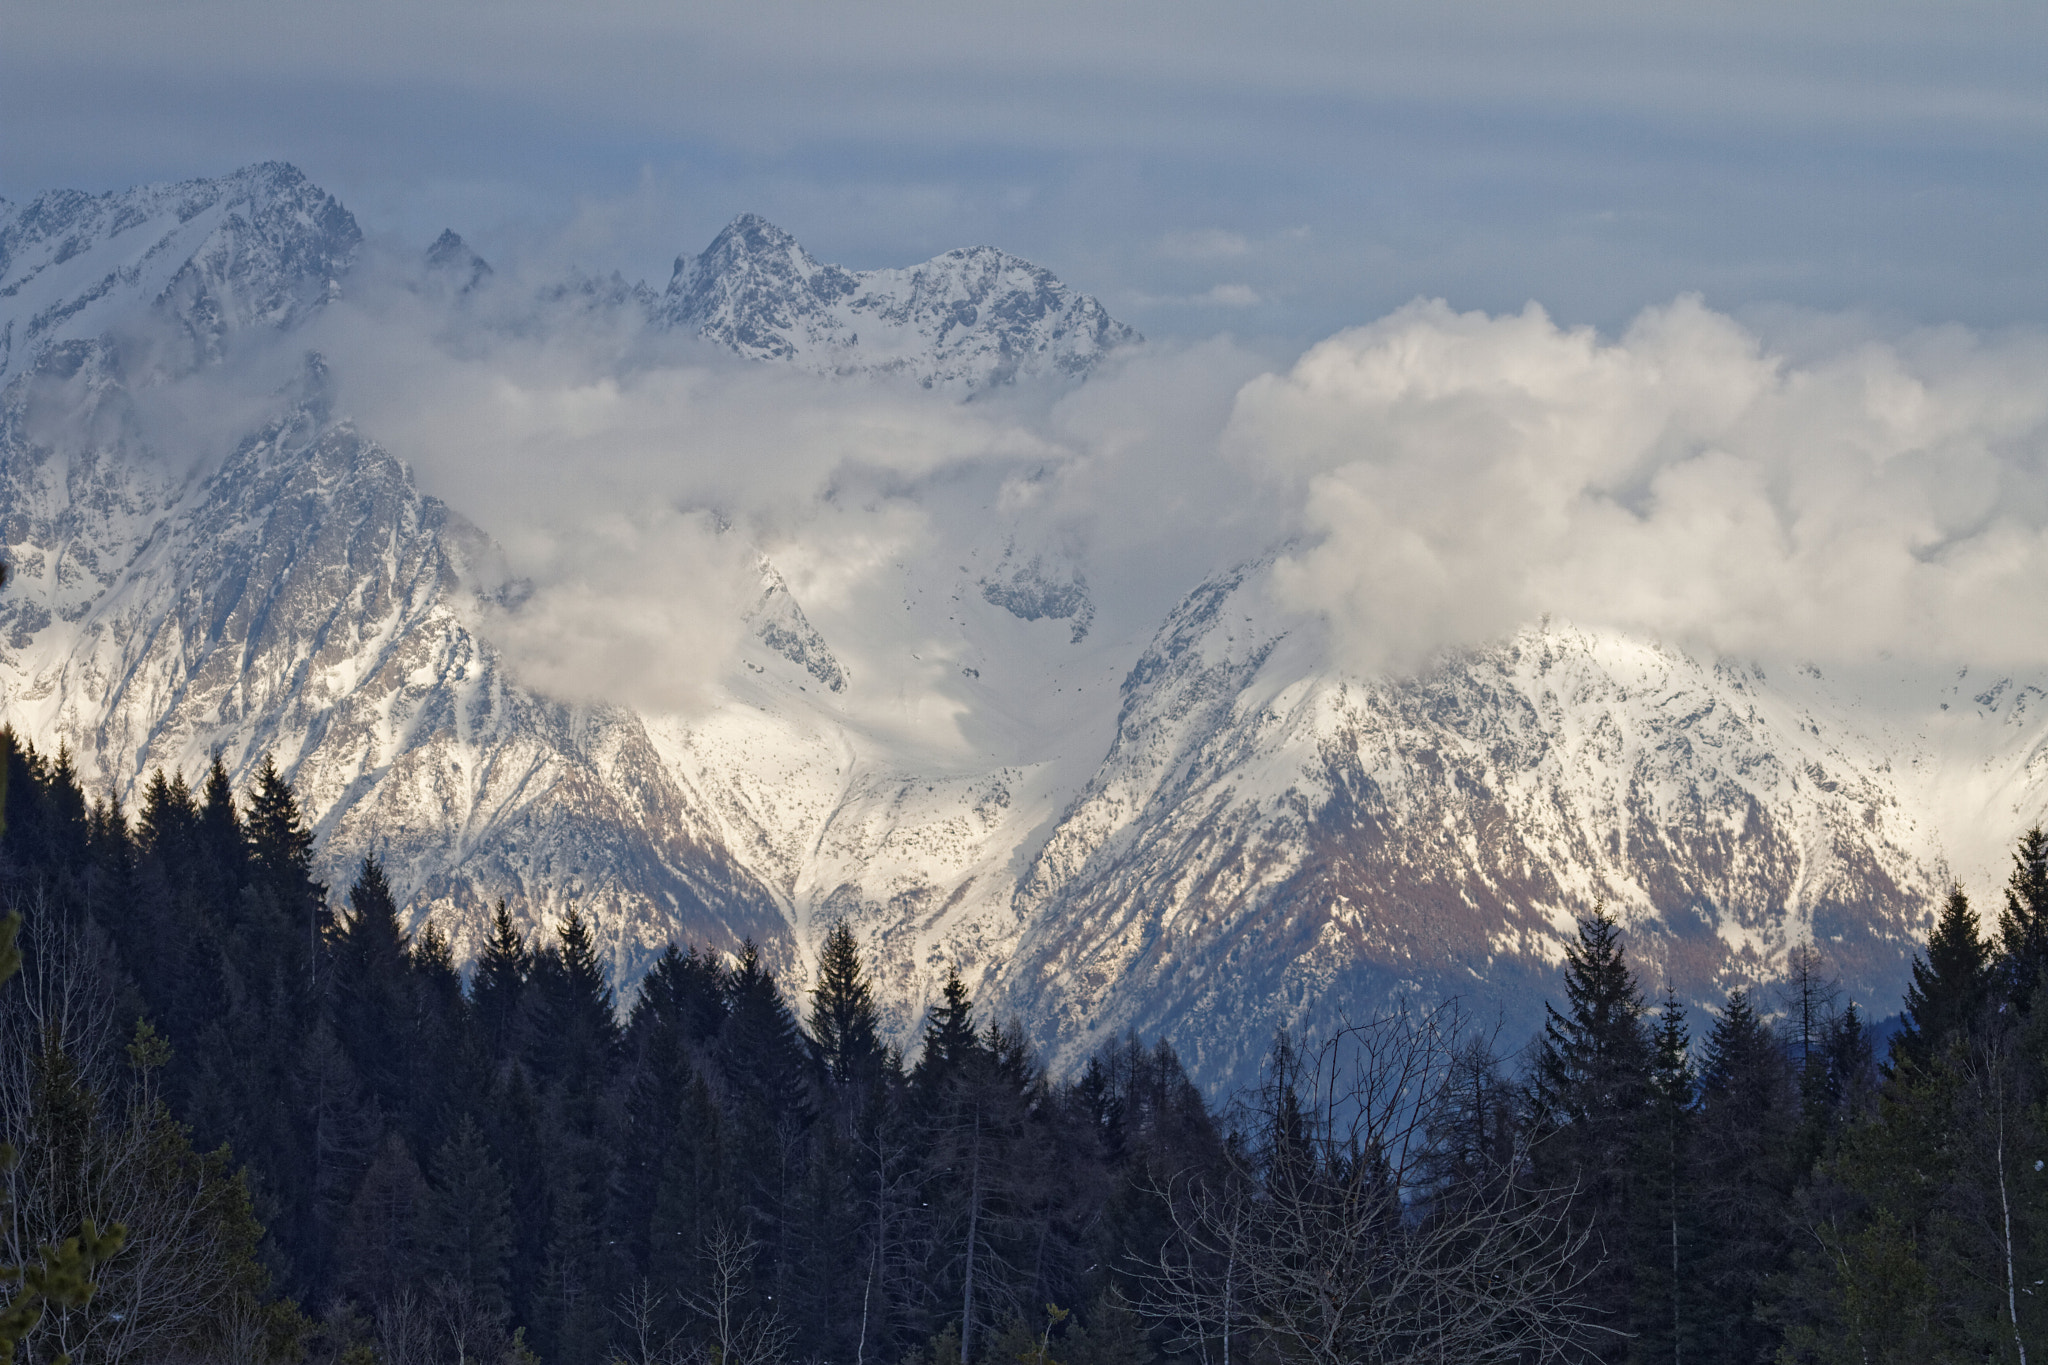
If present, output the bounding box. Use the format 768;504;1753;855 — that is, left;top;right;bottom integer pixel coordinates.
193;752;248;914
1893;885;1991;1070
470;899;530;1066
811;919;883;1084
331;858;414;1121
421;1114;515;1324
1633;990;1700;1365
1997;828;2048;1008
635;941;729;1044
912;968;984;1097
1530;905;1654;1360
336;1132;430;1308
244;755;326;931
1693;989;1800;1364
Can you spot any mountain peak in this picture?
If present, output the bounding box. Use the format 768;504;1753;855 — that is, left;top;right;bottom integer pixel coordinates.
657;216;1137;390
0;162;360;386
425;228;493;292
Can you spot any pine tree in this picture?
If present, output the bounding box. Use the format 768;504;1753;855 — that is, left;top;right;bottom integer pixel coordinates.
811;920;884;1085
1997;826;2048;1008
1894;884;1991;1070
1633;990;1700;1365
420;1114;515;1324
1529;905;1654;1360
330;859;414;1121
912;968;984;1097
1693;989;1800;1364
471;899;530;1066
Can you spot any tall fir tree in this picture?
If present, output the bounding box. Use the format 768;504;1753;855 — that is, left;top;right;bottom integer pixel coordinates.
330;858;415;1124
1998;827;2048;1009
1693;989;1800;1364
1632;989;1701;1365
912;967;985;1098
1530;905;1655;1361
421;1113;516;1323
1894;884;1992;1070
811;919;884;1085
470;899;530;1067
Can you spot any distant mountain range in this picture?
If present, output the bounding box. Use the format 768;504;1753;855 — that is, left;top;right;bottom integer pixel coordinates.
4;162;2037;1090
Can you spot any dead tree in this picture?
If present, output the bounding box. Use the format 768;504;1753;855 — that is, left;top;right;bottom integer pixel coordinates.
1138;1005;1598;1365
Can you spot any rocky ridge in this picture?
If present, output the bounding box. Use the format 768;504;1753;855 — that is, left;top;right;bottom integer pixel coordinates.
4;163;2041;1090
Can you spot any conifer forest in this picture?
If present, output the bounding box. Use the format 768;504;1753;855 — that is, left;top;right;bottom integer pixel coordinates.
5;727;2048;1365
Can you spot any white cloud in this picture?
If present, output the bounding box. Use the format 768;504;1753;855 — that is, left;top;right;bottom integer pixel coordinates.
1225;295;2048;673
285;262;1274;718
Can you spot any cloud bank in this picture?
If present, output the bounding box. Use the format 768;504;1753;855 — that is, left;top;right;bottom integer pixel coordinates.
1230;297;2048;674
290;264;1279;718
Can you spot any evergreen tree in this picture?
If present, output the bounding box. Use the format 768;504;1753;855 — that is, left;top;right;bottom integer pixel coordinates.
635;941;729;1044
1529;905;1654;1360
811;919;884;1084
1895;884;1993;1070
330;859;414;1123
648;1072;737;1329
1632;990;1701;1365
1998;825;2048;1008
1693;989;1800;1364
242;754;327;978
421;1114;516;1325
718;942;816;1321
335;1132;430;1308
486;1063;552;1327
912;968;984;1097
470;899;530;1066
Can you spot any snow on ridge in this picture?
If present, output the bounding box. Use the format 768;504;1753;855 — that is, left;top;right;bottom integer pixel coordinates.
658;213;1140;391
13;165;2048;1089
0;162;360;388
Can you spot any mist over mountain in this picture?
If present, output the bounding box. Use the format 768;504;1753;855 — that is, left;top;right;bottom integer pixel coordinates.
7;163;2048;1089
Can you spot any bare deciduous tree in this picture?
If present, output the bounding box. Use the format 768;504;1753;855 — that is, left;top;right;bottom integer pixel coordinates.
0;904;270;1364
684;1221;793;1365
1137;1006;1597;1365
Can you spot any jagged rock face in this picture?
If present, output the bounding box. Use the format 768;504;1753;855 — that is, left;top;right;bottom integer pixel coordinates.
423;230;493;294
658;213;1140;391
0;162;360;385
996;560;1965;1088
0;345;795;980
6;162;2042;1091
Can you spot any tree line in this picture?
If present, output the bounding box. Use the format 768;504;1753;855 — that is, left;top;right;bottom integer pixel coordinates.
1;725;2045;1363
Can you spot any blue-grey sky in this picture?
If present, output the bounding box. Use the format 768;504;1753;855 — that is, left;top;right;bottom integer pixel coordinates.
7;0;2047;342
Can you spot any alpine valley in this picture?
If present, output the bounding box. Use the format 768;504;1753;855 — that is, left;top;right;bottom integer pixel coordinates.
4;163;2043;1090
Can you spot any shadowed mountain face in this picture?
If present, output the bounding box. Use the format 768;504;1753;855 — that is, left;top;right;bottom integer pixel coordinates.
1;163;2029;1091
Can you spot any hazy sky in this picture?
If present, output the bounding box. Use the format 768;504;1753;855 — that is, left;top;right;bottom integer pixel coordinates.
8;0;2048;343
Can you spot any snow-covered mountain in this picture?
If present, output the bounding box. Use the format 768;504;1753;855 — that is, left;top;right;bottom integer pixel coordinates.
4;163;2042;1091
657;213;1139;391
0;162;359;388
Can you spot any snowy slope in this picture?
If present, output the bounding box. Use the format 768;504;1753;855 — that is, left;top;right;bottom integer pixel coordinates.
657;214;1139;391
6;163;2047;1091
0;163;359;387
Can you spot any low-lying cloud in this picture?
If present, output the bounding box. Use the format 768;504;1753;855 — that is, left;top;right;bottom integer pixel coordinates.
172;256;2048;720
1228;296;2048;675
285;262;1279;719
